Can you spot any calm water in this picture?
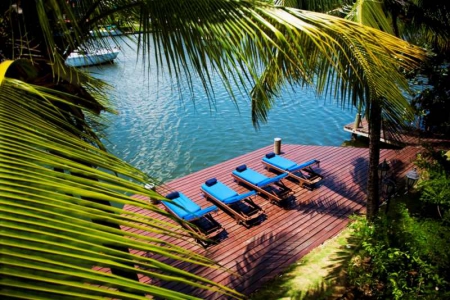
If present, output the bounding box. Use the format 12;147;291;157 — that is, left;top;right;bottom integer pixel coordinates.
91;37;356;182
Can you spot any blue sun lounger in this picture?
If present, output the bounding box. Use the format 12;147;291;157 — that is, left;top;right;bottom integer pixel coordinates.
163;191;223;246
231;165;292;206
262;152;323;190
201;178;264;227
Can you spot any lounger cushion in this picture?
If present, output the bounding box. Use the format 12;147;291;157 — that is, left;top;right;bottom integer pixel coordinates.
233;167;268;185
202;181;257;204
205;178;217;187
203;181;238;200
205;181;238;200
265;152;276;159
257;173;288;187
221;191;257;204
182;205;218;221
236;165;247;172
262;155;297;171
163;192;202;220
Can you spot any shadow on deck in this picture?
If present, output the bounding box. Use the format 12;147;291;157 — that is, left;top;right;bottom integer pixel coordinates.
123;144;422;298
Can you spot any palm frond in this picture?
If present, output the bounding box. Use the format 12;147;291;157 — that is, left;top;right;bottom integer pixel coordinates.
9;0;426;128
276;0;354;13
345;0;394;34
245;8;423;125
1;0;431;297
0;63;242;299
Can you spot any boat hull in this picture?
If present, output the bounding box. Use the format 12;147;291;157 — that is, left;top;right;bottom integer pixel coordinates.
65;49;120;67
89;29;123;37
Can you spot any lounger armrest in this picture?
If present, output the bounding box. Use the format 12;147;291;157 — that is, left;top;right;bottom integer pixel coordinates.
256;173;288;187
183;205;218;221
288;159;319;172
222;190;257;204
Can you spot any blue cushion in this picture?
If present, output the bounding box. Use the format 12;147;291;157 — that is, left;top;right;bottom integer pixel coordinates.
256;173;288;187
205;178;217;187
202;181;238;201
173;193;201;212
265;152;276;159
162;192;202;220
236;165;247;172
233;167;268;185
165;191;179;199
202;180;257;205
263;155;297;170
221;190;257;204
182;205;218;221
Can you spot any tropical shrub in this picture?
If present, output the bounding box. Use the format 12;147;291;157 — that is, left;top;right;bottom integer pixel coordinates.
347;208;450;299
416;149;450;222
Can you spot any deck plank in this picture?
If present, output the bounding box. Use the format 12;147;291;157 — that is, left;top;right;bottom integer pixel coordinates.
120;144;421;298
344;119;450;148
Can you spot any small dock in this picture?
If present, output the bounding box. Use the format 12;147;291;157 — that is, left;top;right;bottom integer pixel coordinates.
344;119;450;147
123;144;420;298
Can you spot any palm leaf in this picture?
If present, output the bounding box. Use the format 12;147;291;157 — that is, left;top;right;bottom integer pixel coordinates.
2;0;430;297
246;8;423;126
0;62;242;299
13;0;425;128
345;0;394;34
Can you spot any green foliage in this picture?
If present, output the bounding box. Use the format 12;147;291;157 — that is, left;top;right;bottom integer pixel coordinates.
348;209;450;299
416;149;450;221
0;0;432;298
0;66;241;299
419;171;450;206
411;61;450;136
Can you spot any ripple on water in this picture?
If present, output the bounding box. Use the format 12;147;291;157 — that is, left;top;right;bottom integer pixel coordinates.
93;38;356;182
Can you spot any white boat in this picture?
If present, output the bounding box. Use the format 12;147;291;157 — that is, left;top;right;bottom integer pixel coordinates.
89;25;123;37
65;48;120;67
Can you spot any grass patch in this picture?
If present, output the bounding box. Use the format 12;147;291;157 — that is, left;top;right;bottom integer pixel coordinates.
250;226;358;300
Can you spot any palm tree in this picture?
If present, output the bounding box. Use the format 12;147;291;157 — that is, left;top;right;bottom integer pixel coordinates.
1;0;426;298
249;0;427;219
336;0;450;218
273;0;449;219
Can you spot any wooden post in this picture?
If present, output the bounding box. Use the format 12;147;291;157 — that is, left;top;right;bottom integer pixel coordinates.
274;137;282;155
144;183;159;204
353;113;362;130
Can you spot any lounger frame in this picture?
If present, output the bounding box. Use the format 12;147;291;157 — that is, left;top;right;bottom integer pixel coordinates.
262;158;323;190
231;170;293;206
201;182;264;228
161;195;223;247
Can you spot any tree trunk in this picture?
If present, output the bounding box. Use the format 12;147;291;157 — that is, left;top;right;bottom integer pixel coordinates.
367;99;382;220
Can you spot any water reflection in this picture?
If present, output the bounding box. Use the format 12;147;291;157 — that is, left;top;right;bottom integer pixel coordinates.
91;37;356;182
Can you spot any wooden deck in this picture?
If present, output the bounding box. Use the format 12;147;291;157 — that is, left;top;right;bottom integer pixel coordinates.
344;119;450;148
123;144;421;298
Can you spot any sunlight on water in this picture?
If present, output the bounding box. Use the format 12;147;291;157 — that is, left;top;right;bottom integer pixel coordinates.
92;37;356;182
